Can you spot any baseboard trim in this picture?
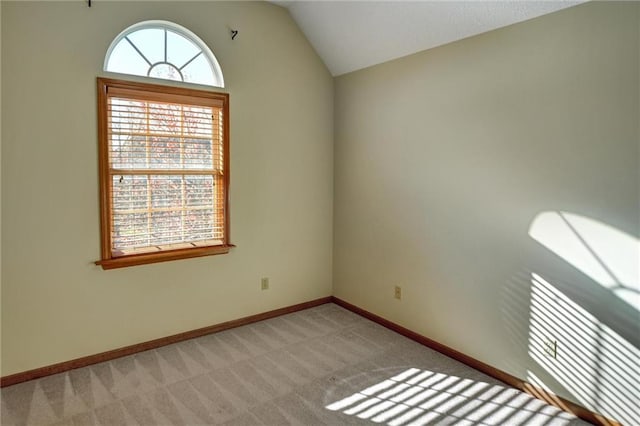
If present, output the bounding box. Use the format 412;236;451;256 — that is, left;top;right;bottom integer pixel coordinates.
0;296;332;388
331;296;621;426
0;295;623;426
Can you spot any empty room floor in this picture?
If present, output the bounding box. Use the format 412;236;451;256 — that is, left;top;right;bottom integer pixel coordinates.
0;303;589;425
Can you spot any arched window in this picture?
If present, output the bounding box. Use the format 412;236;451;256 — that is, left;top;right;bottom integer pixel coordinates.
96;21;231;269
104;20;224;88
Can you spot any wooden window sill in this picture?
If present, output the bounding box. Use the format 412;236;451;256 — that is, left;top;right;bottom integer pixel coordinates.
95;244;235;270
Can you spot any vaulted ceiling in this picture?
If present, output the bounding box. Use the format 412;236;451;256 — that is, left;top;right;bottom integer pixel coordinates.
271;1;584;76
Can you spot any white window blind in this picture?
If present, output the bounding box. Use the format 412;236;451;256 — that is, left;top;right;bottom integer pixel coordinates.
106;86;225;257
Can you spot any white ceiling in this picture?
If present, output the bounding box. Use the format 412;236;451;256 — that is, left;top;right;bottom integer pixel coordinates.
272;1;584;76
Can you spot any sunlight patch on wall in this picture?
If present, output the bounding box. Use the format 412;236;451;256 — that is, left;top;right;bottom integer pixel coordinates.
528;273;640;424
529;211;639;309
325;368;576;425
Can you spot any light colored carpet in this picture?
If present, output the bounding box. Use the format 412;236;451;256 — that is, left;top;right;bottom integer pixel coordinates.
1;303;589;425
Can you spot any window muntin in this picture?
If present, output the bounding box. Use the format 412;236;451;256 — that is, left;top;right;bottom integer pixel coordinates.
104;21;224;88
96;78;231;269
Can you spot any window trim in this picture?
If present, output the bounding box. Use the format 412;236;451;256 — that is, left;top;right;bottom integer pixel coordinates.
95;77;233;270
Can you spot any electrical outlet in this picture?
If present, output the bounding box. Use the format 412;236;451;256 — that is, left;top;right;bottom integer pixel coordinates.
394;285;402;300
543;338;557;359
261;277;269;290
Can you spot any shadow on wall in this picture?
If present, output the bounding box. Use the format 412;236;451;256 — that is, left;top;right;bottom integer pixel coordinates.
504;212;639;424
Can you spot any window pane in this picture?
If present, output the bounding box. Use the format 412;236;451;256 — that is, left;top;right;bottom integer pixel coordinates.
167;30;200;69
106;40;149;76
113;212;149;249
183;106;213;137
149;63;183;81
112;175;148;211
184;138;213;169
182;54;215;86
185;176;214;207
110;98;146;134
151;175;182;209
149;136;181;168
185;209;215;241
151;210;183;245
126;28;164;65
148;103;181;134
110;135;147;169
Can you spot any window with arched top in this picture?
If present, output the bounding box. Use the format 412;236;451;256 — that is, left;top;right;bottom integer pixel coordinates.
96;21;231;269
104;20;224;88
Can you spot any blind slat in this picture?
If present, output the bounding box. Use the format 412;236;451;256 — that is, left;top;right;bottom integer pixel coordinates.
110;169;222;175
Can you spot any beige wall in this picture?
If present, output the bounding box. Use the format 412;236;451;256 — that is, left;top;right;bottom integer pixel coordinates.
1;1;333;376
334;2;638;423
